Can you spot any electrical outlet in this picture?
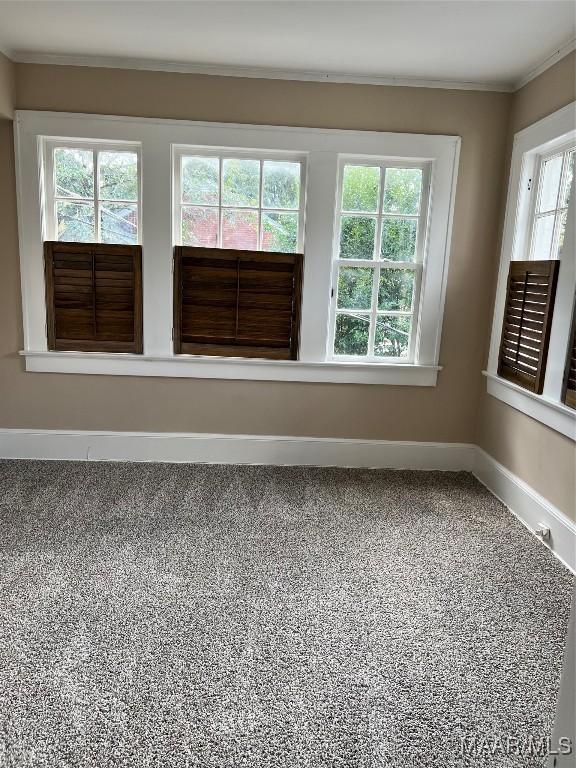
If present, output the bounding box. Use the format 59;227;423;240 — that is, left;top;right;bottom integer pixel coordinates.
534;524;551;540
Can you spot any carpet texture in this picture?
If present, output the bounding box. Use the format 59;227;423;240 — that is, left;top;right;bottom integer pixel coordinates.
0;461;573;768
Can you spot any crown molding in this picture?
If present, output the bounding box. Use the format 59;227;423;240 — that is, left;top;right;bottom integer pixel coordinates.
8;35;576;95
10;51;515;92
514;37;576;91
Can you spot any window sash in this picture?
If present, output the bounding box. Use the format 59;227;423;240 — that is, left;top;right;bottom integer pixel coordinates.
328;159;431;362
527;142;575;260
173;148;306;253
43;139;142;245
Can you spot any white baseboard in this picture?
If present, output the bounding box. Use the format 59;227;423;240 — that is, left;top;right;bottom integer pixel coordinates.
0;428;475;471
474;448;576;575
0;428;572;573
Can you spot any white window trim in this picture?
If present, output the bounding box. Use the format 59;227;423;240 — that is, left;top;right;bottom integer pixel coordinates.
485;101;576;440
14;110;460;385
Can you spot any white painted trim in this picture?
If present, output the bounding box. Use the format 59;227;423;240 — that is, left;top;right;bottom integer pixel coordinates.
484;372;576;441
20;350;441;385
514;37;576;91
474;448;576;575
10;51;514;93
0;429;475;470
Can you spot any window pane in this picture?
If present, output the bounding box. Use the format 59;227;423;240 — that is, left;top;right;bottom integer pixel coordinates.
337;267;374;310
334;314;369;355
532;213;555;259
378;269;415;311
54;148;93;199
182;156;219;205
222;209;258;249
100;203;138;244
99;151;138;201
56;201;95;242
261;212;298;253
560;150;574;208
556;209;568;257
339;216;376;259
383;168;422;215
342;165;380;212
262;161;300;209
538;154;563;213
381;218;418;261
182;206;219;247
222;159;260;207
375;316;411;358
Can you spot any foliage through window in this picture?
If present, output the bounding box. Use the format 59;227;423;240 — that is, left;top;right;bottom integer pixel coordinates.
48;144;140;245
331;162;429;359
175;152;304;253
529;144;574;260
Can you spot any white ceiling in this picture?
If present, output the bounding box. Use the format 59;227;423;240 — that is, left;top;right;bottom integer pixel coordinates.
0;1;574;90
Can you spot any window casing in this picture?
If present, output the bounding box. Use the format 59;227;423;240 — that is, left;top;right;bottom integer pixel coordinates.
16;111;460;385
43;139;142;245
486;101;576;439
329;160;431;362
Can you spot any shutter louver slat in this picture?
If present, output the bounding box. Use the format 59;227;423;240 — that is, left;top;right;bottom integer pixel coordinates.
497;260;559;394
173;246;303;360
562;301;576;409
44;242;143;353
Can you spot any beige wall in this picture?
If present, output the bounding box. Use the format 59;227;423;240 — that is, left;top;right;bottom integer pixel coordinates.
0;64;511;440
0;52;14;119
477;51;576;521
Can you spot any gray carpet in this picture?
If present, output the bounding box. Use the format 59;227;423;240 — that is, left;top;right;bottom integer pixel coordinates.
0;461;573;768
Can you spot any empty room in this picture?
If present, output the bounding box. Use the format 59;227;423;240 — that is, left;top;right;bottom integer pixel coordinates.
0;1;575;766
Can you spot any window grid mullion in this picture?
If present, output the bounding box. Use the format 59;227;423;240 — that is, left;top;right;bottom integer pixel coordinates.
218;157;223;247
368;265;379;356
374;164;386;261
551;151;569;258
258;159;264;250
94;150;100;243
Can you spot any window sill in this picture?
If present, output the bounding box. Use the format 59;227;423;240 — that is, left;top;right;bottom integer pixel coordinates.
21;350;441;386
483;371;576;441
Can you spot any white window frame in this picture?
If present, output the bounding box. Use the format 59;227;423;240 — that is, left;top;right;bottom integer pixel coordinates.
42;138;142;244
329;158;432;363
15;110;460;386
527;140;574;261
172;147;306;254
485;101;576;440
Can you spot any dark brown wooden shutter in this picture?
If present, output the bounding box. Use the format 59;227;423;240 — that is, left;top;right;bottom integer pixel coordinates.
498;260;559;394
173;246;303;359
44;242;143;353
562;299;576;409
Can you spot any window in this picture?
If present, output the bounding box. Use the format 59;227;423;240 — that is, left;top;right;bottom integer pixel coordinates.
529;144;574;260
16;112;458;384
486;101;576;439
173;150;305;253
43;141;141;245
330;161;429;360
